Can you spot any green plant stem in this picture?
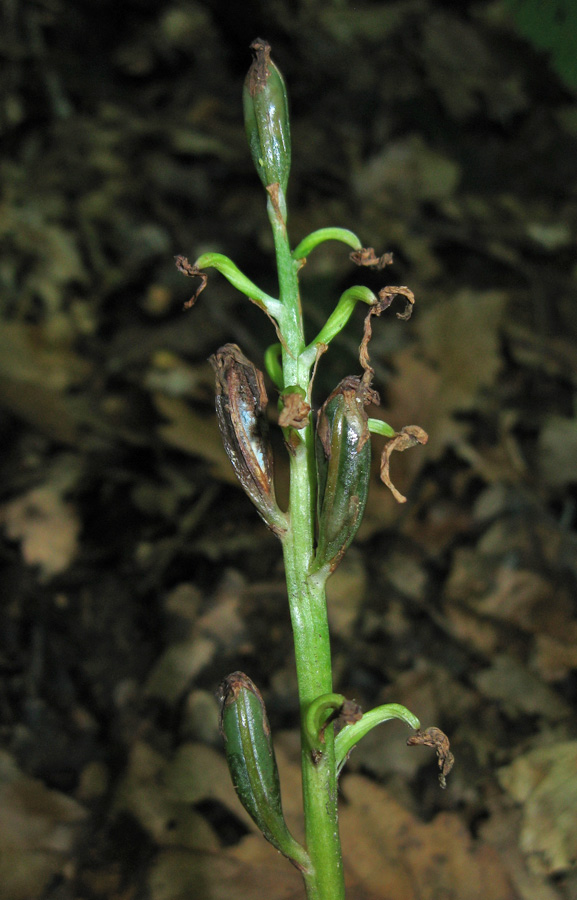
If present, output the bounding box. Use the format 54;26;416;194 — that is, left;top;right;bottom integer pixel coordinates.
267;188;346;900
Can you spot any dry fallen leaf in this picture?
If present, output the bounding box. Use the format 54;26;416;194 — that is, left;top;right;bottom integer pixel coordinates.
148;843;302;900
0;485;81;578
0;750;87;900
153;392;234;483
362;290;507;530
473;655;569;721
538;415;577;489
340;774;518;900
498;742;577;875
130;733;519;900
392;289;507;458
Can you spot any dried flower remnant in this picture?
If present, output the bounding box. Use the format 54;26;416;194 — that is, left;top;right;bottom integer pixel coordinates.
354;283;427;502
380;425;429;503
210;344;287;536
174;255;208;309
329;700;363;740
407;727;455;789
278;390;311;429
360;286;416;381
350;247;394;270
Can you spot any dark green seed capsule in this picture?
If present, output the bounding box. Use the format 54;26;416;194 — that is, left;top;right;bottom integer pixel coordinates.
312;377;374;574
210;344;286;537
218;672;309;869
243;39;291;193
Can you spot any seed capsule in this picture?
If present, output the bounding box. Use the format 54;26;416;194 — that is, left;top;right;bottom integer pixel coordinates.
210;344;286;536
312;377;375;573
219;672;308;868
243;39;291;192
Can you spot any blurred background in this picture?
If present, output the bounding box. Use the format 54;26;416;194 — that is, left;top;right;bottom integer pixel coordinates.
1;1;577;898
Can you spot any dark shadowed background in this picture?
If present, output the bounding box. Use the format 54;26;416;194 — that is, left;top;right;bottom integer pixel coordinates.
1;1;577;898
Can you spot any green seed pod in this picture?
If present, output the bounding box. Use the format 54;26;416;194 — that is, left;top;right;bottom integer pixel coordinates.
312;377;374;574
243;38;291;192
219;672;309;868
210;344;287;537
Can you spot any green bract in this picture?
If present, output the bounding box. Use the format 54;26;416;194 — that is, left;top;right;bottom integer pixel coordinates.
243;38;291;192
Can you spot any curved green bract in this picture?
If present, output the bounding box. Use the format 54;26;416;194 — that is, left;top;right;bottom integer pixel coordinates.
300;286;377;371
335;703;421;777
292;228;362;261
264;343;284;389
368;418;396;438
195;252;282;319
305;693;346;751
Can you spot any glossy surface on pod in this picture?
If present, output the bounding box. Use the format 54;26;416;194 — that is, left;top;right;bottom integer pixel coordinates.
313;377;372;573
219;672;309;868
210;344;287;536
243;39;291;192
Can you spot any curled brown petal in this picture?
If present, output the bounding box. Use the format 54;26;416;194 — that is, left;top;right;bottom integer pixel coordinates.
380;425;429;503
359;286;416;382
407;726;455;789
175;255;208;309
278;392;311;429
350;247;394;270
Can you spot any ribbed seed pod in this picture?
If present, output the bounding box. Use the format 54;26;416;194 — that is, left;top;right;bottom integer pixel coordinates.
210;344;286;537
312;377;373;573
243;39;291;192
219;672;308;868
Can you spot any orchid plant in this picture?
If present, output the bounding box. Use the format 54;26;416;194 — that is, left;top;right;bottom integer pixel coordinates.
177;39;453;900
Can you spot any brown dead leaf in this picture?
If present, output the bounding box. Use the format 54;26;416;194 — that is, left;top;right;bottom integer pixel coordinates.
362;291;506;531
354;134;460;206
113;741;222;851
498;742;577;874
473;655;569;720
0;485;81;578
340;774;519;900
444;548;574;647
0;322;91;391
153;391;234;483
149;843;302;900
144;637;216;705
0;750;87;900
386;290;507;458
480;803;563;900
144;736;518;900
0;377;84;444
326;548;367;638
532;629;577;682
538;415;577;489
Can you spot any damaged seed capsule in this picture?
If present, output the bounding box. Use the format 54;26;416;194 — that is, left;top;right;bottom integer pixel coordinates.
210;344;286;536
243;38;291;192
312;377;375;574
219;672;309;868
